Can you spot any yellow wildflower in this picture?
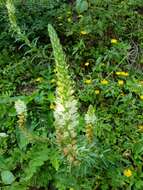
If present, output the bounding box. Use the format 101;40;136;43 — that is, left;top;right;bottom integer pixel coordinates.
95;90;100;94
118;80;124;85
138;125;143;132
122;72;129;76
101;79;108;85
85;62;89;66
50;103;56;110
116;71;129;76
35;77;43;82
80;31;88;35
116;72;121;75
123;169;132;177
140;95;143;100
111;39;118;44
84;79;92;84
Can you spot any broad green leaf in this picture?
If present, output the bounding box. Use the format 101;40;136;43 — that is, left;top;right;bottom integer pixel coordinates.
76;0;88;13
1;170;15;185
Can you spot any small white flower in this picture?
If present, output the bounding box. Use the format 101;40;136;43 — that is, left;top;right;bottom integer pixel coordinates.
85;105;97;125
0;133;8;138
55;102;65;113
15;100;27;115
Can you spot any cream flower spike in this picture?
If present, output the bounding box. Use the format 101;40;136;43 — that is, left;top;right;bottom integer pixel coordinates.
85;105;97;125
15;100;27;115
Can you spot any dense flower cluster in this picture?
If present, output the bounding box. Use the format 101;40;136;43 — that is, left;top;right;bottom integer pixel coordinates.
48;24;79;165
15;100;27;130
85;105;96;142
6;0;32;47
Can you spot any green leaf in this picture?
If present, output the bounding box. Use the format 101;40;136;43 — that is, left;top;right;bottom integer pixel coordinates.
0;156;8;171
16;127;29;150
76;0;88;13
1;170;15;185
51;157;60;171
50;151;60;171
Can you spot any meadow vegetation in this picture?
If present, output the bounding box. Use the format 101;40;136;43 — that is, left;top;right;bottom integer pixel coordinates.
0;0;143;189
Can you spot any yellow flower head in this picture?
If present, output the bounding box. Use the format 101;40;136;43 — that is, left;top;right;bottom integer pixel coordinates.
138;125;143;132
116;72;121;75
118;80;124;85
85;62;90;66
84;79;92;84
111;39;118;44
50;103;56;110
116;71;129;77
95;90;100;94
80;31;88;35
35;77;43;82
122;72;129;76
140;95;143;100
123;169;132;177
101;79;108;85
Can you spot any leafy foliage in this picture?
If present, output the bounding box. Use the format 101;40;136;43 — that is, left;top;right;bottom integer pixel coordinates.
0;0;143;189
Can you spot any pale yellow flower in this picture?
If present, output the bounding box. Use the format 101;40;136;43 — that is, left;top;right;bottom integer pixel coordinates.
50;103;56;110
95;90;100;94
123;169;132;177
118;80;124;85
116;72;121;75
15;100;27;115
140;95;143;100
138;125;143;132
85;62;89;66
111;39;118;44
101;79;108;85
80;31;88;35
84;79;92;84
35;77;43;82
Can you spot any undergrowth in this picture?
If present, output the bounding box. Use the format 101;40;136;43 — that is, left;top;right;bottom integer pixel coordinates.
0;0;143;190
